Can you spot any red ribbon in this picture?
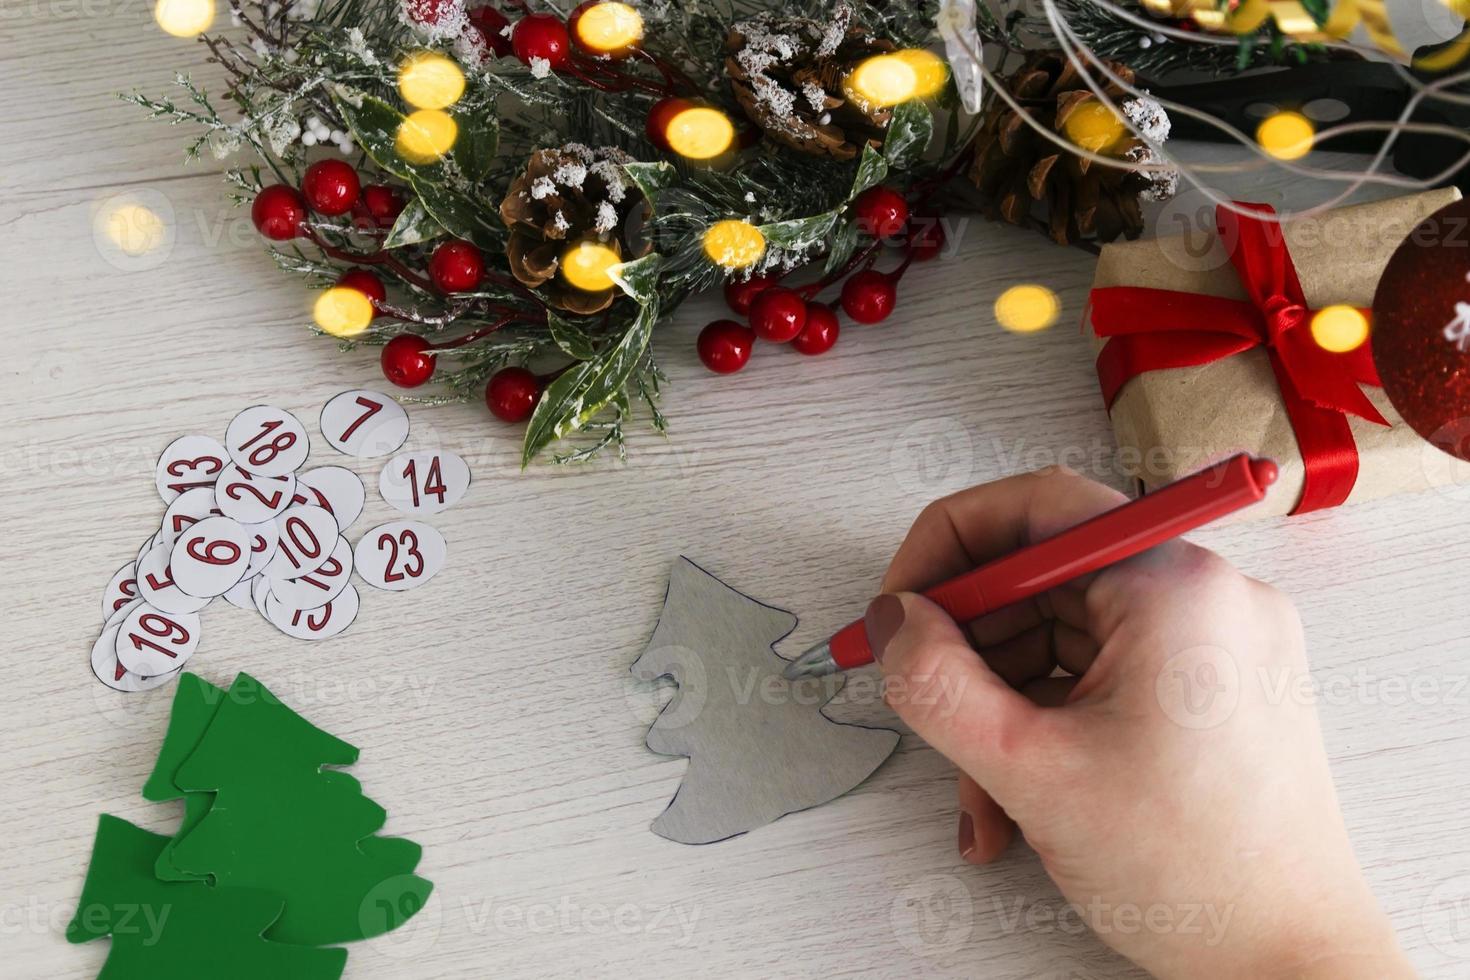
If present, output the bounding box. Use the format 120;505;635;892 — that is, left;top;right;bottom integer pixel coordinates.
1089;203;1386;514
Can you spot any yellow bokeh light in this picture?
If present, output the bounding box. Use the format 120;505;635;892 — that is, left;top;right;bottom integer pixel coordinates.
575;2;644;54
894;49;948;99
560;239;622;292
1310;305;1370;353
396;109;458;164
1063;102;1126;154
154;0;214;36
702;220;766;270
845;54;919;109
314;287;375;338
665;106;735;161
995;284;1059;334
398;51;466;111
103;204;166;257
1256;110;1314;161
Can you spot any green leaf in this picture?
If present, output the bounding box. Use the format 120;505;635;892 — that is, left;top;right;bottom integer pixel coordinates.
621;161;677;201
759;211;840;251
849;143;889;199
521;296;660;466
883;101;933;170
408;178;504;251
609;252;662;305
329;88;436;183
382;198;445;249
452;104;499;184
547;310;600;360
824;219;859;275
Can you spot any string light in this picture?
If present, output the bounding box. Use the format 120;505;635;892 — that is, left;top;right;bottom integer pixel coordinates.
153;0;214;36
1256;110;1314;161
702;220;765;270
893;48;948;99
396;109;458;164
995;284;1059;334
560;239;622;292
1310;305;1370;353
314;287;375;337
398;51;466;111
664;106;735;161
572;1;644;56
845;54;918;109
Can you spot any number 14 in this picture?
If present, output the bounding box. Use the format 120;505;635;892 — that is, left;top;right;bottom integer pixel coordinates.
402;457;447;509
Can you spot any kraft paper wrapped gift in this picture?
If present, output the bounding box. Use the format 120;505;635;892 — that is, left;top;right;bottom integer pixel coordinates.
1087;188;1470;518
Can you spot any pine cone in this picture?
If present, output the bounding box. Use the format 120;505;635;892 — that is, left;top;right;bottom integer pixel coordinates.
967;51;1172;245
725;7;895;161
499;145;643;315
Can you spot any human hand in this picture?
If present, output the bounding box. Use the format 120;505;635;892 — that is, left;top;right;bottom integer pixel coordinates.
870;467;1411;979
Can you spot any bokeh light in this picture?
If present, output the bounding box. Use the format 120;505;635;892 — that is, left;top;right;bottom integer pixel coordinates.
1310;305;1370;353
702;220;765;270
1063;102;1125;154
893;49;948;99
995;284;1059;334
398;51;466;111
154;0;214;36
314;287;375;337
845;54;918;109
1256;110;1314;161
396;109;458;164
664;106;735;161
560;239;622;292
102;203;166;257
574;2;644;55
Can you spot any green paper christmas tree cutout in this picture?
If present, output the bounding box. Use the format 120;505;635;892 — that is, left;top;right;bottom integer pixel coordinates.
141;672;224;882
166;672;433;946
66;814;347;980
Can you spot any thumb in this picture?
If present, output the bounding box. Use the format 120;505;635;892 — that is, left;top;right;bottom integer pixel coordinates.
868;592;1050;792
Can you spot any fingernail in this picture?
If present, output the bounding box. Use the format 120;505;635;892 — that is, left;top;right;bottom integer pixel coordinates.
864;593;905;663
958;810;977;861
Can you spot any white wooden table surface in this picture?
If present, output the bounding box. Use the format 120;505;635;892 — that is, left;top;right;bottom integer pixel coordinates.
8;8;1470;979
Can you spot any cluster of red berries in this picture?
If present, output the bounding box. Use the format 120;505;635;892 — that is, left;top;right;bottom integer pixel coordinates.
408;2;636;70
696;185;944;374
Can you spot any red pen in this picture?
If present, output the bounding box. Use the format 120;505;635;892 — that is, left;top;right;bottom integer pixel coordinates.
782;453;1278;679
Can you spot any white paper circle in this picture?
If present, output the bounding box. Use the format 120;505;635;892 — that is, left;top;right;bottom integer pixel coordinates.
136;532;161;569
102;561;139;622
271;536;353;609
266;583;360;640
92;616;180;692
225;405;309;477
266;504;340;580
169;515;250;598
293;466;366;531
354;521;446;592
136;541;212;615
320;390;409;458
240;519;279;579
155;434;228;504
252;574;272;620
161;486;225;548
222;575;256;610
114;603;201;676
379;451;471;516
215;463;295;524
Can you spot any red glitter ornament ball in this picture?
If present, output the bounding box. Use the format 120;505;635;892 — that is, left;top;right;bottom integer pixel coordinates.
840;269;896;324
468;5;514;57
1372;196;1470;462
358;184;406;229
723;274;776;316
486;367;542;422
336;268;386;308
697;320;755;374
381;334;437;388
854;186;909;241
251;185;308;241
749;286;807;343
429;239;485;292
791;303;840;355
301;159;360;216
512;13;571;69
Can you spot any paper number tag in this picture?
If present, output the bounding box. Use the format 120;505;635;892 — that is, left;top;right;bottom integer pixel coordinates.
92;601;180;692
321;390;410;458
161;487;225;548
240;519;279;580
225;405;309;477
379;451;470;516
215;463;296;524
155;435;228;504
265;505;340;580
137;541;212;615
354;521;446;592
170;516;250;598
292;466;366;532
265;583;360;640
115;603;201;676
271;536;353;609
101;561;139;622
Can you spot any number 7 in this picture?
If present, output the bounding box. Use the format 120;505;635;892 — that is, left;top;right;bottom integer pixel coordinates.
339;396;383;442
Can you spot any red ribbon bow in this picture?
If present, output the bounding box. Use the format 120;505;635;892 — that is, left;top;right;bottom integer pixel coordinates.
1089;203;1386;514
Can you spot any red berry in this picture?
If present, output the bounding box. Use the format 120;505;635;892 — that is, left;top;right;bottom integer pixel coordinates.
486;367;542;422
749;286;807;343
723;275;777;316
854;186;909;241
404;0;453;23
791;303;840;355
429;239;484;292
381;334;437;388
251;185;308;241
512;13;570;69
645;97;692;153
337;268;386;308
840;269;897;324
697;320;756;374
358;184;406;228
301;159;360;216
468;5;513;57
907;214;945;261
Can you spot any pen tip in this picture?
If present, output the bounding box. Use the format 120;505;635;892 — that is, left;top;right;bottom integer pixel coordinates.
782;641;837;680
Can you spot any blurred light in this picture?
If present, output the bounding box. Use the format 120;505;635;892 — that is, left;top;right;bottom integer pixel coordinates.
314;287;375;337
1310;305;1370;352
102;203;166;257
845;54;918;109
1256;110;1314;161
894;49;948;99
702;220;765;270
560;239;622;292
154;0;214;36
574;2;643;54
398;51;466;111
664;106;734;161
1063;101;1126;154
995;284;1059;334
396;109;458;164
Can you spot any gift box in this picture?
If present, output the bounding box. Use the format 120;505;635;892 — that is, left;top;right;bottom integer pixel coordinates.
1088;188;1470;518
